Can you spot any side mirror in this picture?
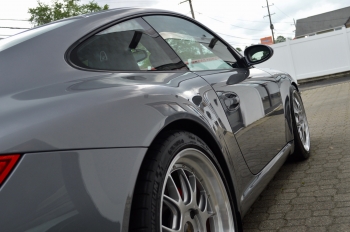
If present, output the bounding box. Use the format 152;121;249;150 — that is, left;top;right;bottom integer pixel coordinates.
244;45;273;66
132;49;148;62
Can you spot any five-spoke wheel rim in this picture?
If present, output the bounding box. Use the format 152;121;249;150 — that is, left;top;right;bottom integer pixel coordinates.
293;91;310;151
160;148;235;232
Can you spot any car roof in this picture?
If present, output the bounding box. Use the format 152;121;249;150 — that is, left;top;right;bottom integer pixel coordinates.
78;7;182;20
64;7;189;38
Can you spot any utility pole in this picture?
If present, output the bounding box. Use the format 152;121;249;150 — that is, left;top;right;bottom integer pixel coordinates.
179;0;195;19
291;18;296;34
263;0;275;44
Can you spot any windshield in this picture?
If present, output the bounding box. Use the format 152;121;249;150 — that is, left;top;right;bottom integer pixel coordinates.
0;19;77;53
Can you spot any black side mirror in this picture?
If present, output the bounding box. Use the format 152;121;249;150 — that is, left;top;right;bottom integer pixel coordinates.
132;49;148;62
244;45;273;66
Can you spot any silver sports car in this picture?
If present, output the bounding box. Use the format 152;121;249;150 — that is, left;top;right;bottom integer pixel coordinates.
0;8;310;232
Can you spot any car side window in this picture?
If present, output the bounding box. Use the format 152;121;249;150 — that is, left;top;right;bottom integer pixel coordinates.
70;18;188;71
143;15;239;71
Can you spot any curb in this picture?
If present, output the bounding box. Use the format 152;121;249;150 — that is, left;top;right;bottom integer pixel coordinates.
298;71;350;85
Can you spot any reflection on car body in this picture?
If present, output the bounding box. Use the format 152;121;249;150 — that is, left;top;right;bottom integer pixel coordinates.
0;8;311;232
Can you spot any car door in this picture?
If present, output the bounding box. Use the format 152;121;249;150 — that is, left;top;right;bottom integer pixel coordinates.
144;15;287;174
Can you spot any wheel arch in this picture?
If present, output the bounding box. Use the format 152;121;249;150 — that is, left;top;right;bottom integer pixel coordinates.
148;116;243;228
291;82;299;92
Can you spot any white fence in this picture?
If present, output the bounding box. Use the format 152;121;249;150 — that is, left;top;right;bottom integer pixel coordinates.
256;27;350;80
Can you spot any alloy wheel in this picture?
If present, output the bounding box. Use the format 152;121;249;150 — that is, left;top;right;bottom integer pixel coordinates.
293;91;310;152
160;148;235;232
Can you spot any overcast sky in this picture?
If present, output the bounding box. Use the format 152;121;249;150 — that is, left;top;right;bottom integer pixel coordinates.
1;0;350;49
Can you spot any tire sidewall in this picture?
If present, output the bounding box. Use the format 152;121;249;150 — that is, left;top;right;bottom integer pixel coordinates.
149;131;239;231
290;87;310;159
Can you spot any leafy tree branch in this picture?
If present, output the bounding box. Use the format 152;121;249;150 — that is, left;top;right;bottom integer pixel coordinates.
29;0;109;26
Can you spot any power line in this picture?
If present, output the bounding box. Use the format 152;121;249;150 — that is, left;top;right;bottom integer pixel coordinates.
274;27;293;32
196;11;296;32
196;10;295;37
222;18;292;24
273;6;350;24
226;39;255;44
229;18;292;24
296;17;350;23
0;19;29;21
274;5;292;19
274;28;294;33
194;11;349;25
227;42;253;46
216;32;261;40
274;31;294;34
0;26;30;29
196;12;268;31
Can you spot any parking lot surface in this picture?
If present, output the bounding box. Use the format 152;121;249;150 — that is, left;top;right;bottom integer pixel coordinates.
243;81;350;231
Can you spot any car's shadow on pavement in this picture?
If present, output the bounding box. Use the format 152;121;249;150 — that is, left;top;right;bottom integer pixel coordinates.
242;155;308;231
243;82;350;231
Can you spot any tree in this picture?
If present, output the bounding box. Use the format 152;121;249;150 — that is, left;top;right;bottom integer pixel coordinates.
236;47;242;52
275;35;286;43
29;0;109;26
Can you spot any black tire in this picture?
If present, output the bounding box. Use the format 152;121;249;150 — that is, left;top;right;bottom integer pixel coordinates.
129;130;241;232
290;86;311;160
